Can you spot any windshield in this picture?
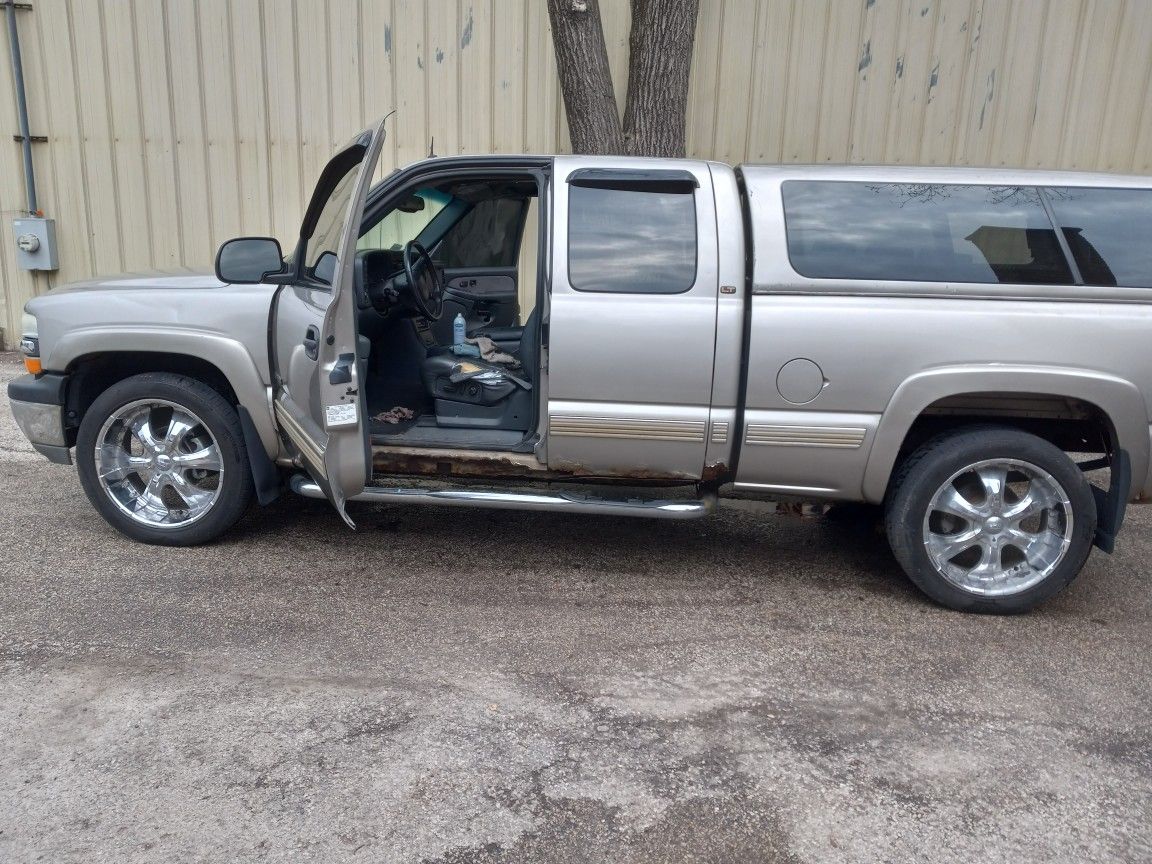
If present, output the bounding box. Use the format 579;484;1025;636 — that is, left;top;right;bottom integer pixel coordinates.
357;188;451;252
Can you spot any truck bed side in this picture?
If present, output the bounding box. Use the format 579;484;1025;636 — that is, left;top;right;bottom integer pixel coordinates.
732;165;1152;503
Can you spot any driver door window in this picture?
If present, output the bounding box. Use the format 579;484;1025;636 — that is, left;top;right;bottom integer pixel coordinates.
304;159;363;285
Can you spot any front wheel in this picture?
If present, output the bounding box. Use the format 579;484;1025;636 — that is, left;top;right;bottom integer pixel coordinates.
885;427;1097;613
76;373;254;545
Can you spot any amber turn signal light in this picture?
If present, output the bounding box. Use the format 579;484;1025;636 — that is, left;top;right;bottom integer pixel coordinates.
19;335;41;374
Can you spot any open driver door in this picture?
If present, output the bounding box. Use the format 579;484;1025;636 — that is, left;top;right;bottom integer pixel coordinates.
271;120;386;527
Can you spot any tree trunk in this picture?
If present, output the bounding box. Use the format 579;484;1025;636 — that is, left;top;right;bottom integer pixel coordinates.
546;0;625;155
622;0;700;157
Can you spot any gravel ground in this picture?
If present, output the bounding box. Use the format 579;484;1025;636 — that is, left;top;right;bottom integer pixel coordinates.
1;352;1149;863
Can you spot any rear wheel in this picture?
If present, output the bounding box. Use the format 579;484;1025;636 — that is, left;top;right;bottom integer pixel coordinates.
76;373;254;545
885;427;1096;613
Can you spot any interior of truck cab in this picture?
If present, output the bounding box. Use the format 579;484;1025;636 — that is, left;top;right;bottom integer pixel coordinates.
351;172;543;452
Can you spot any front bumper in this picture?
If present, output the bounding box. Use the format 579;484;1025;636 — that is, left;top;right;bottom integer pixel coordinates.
7;372;72;465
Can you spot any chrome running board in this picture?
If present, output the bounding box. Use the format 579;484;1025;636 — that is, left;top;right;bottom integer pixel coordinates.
289;475;715;520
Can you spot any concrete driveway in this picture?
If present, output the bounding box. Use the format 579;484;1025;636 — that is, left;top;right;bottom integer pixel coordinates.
1;353;1149;863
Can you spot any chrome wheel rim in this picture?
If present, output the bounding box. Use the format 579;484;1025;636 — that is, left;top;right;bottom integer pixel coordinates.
922;458;1073;597
94;399;223;529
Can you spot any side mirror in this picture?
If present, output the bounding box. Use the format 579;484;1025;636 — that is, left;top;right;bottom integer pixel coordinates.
215;237;287;284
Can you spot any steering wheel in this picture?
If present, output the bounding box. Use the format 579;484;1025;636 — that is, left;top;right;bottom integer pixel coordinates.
402;240;444;321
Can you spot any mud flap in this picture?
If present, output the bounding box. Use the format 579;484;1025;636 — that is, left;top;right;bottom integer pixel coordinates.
238;406;281;506
1091;449;1130;554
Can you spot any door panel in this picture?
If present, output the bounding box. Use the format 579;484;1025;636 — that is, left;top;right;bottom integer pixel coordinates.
272;120;386;526
432;267;519;343
545;158;720;480
273;286;331;481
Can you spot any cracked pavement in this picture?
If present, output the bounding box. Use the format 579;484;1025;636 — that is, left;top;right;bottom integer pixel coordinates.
1;353;1150;863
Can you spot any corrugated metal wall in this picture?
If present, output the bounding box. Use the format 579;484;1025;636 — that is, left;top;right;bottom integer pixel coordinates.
2;0;1151;347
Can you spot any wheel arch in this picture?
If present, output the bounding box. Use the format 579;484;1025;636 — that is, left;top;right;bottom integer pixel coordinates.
862;366;1148;503
57;333;279;461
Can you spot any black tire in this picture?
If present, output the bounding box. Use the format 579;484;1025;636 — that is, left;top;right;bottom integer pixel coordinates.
76;373;254;546
884;426;1096;614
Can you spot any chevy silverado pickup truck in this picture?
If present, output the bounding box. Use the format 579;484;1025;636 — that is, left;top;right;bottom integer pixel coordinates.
9;120;1152;613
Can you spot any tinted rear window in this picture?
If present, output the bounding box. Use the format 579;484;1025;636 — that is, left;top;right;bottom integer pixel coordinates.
782;181;1073;285
568;185;697;293
1044;187;1152;288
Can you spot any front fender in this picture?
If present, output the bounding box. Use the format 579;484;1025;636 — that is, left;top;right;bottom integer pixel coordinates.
48;327;279;460
862;365;1149;503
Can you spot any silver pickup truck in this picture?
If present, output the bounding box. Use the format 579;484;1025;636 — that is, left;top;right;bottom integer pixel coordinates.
9;120;1152;613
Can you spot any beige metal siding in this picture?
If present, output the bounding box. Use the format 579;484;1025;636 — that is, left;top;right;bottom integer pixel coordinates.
2;0;1151;347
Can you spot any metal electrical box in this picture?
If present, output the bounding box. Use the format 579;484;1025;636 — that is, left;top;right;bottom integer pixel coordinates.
13;217;58;271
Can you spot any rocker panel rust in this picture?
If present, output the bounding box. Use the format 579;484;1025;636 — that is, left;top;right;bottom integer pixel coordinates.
371;445;727;486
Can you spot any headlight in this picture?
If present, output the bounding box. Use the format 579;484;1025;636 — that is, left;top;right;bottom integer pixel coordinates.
20;311;41;374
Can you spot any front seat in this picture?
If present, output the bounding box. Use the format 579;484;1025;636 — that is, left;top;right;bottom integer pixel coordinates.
420;305;540;431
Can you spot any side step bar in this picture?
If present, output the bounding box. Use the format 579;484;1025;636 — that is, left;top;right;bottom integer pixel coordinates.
290;475;716;520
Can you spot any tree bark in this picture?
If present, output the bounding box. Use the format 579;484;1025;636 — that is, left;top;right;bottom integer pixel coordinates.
622;0;700;157
546;0;625;155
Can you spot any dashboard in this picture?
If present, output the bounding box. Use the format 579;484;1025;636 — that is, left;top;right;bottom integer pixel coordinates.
354;248;407;313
